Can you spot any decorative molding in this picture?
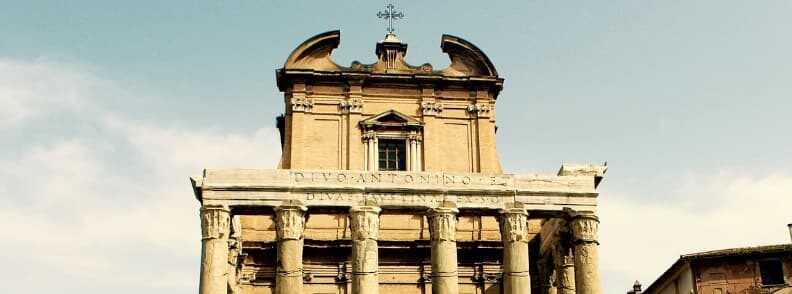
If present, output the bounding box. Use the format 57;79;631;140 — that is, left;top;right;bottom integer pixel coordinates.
290;97;314;112
407;133;423;142
274;205;307;240
349;206;381;241
421;102;444;116
339;98;363;114
361;131;377;142
427;207;459;242
569;214;599;244
499;208;528;243
200;206;230;240
467;103;491;117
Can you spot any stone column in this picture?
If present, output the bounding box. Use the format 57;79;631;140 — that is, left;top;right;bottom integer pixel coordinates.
569;214;601;294
275;205;307;294
350;206;381;294
415;137;423;171
372;136;379;171
428;206;459;294
556;248;576;294
199;206;231;294
500;207;530;294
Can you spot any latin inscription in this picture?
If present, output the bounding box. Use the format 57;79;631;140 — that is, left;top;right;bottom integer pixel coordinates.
292;171;511;187
304;192;503;206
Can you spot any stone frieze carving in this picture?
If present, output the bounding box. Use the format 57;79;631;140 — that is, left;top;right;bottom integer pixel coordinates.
467;103;491;117
290;97;314;112
427;207;459;241
349;206;381;241
274;205;307;240
201;206;230;240
339;98;363;113
421;102;443;116
499;208;528;242
361;131;377;141
570;214;599;244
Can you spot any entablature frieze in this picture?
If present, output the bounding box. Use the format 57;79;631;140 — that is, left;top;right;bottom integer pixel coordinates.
192;169;601;212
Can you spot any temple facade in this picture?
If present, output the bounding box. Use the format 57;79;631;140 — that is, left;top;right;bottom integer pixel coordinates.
190;30;607;294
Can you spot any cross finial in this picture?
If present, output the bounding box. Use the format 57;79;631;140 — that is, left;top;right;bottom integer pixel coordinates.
377;4;404;34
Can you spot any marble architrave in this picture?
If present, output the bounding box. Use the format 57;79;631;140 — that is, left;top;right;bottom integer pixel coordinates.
193;169;599;211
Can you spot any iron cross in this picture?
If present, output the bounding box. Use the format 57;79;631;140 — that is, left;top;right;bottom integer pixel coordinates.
377;4;404;34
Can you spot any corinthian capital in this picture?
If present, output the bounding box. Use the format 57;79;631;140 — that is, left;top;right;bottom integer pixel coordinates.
427;207;459;242
569;214;599;244
275;205;307;240
290;97;314;112
201;206;230;240
499;207;529;243
350;206;381;241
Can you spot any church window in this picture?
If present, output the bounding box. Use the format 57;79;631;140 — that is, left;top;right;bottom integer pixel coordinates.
378;139;406;171
759;259;784;285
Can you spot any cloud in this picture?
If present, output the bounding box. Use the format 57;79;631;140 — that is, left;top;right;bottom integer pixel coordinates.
0;58;105;126
0;57;281;293
599;171;792;292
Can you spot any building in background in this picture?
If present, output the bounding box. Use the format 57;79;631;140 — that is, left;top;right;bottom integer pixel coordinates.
190;27;608;294
637;225;792;294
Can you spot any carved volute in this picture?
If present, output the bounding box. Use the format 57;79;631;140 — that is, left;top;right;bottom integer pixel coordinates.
350;206;381;241
427;207;459;242
569;214;599;244
275;205;308;240
201;206;230;240
499;207;528;243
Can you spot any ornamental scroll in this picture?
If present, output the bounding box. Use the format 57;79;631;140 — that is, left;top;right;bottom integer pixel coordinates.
427;207;459;242
499;208;528;243
201;206;230;240
275;205;307;240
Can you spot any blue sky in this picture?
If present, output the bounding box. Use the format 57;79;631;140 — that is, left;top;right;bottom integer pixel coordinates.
1;1;791;293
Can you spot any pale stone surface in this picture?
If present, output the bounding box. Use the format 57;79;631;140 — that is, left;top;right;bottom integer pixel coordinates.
274;205;307;294
349;206;381;294
200;206;230;294
500;206;531;294
428;206;459;294
570;214;601;294
195;169;600;211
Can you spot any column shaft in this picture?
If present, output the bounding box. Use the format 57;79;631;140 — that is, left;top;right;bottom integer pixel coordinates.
570;214;601;294
500;207;531;294
275;205;307;294
428;206;459;294
556;248;576;294
350;206;381;294
199;206;231;294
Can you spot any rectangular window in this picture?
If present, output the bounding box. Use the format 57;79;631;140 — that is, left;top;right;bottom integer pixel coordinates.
759;259;785;286
378;139;406;171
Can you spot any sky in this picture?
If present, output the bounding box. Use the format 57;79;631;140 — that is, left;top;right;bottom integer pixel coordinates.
1;0;791;293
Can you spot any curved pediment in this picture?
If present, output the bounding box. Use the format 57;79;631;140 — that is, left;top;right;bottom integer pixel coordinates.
281;31;498;78
440;34;498;77
283;30;344;71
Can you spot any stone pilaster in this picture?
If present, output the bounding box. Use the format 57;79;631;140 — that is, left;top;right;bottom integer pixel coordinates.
569;214;601;294
428;206;459;294
199;206;231;294
499;207;531;294
275;205;308;294
349;206;381;294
